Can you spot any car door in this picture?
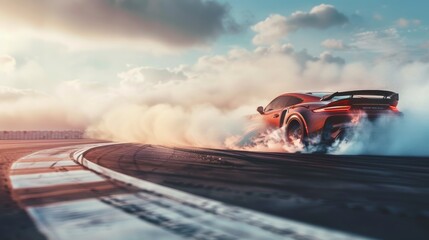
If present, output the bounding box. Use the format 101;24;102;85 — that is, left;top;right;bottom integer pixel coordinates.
263;96;290;127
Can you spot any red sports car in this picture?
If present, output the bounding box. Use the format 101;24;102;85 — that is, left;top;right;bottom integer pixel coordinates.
256;90;400;145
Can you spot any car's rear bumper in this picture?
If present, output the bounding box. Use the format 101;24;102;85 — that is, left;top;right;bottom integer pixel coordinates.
316;112;402;143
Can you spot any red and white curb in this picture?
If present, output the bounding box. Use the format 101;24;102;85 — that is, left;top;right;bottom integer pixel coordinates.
9;144;371;240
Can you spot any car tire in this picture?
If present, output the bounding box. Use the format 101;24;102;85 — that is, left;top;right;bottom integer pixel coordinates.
285;117;306;145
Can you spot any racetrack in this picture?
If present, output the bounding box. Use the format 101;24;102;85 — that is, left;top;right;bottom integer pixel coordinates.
2;141;429;240
8;143;365;240
84;143;429;240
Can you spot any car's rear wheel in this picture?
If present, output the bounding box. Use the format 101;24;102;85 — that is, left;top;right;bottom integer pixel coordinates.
285;118;306;145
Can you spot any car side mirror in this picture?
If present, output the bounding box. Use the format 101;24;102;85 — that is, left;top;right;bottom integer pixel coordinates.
257;106;264;115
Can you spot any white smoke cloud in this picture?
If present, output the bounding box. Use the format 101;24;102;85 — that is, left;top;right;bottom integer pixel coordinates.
0;92;86;130
83;45;429;157
229;60;429;156
86;103;251;147
332;113;429;156
1;31;429;156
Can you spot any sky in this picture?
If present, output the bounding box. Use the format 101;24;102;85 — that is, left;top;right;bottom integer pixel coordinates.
0;1;429;155
1;0;428;89
0;0;429;89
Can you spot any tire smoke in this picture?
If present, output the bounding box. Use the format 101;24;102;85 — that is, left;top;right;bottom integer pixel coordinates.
2;46;429;157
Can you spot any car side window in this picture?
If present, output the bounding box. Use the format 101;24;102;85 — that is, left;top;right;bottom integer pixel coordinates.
264;98;278;112
265;96;303;112
265;96;290;112
286;96;303;107
276;96;290;109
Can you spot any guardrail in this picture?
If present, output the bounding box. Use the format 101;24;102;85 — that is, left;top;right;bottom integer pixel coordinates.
0;130;84;140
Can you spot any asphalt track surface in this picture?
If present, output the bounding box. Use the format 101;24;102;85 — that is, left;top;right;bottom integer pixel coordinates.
84;143;429;240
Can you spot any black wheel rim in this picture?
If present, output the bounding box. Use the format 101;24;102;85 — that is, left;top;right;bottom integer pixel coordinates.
287;123;303;143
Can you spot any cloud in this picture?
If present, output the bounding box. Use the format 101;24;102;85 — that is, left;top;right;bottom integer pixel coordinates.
251;14;289;45
321;39;349;50
252;4;348;45
287;4;349;29
118;67;187;88
319;51;345;64
0;55;16;74
351;28;403;55
350;28;428;62
0;0;239;50
421;41;429;49
373;13;383;21
0;86;43;101
254;44;345;66
0;57;50;90
395;18;421;28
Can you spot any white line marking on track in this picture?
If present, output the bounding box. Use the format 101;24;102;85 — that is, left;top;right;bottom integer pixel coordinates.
21;152;70;160
12;160;78;169
10;170;105;189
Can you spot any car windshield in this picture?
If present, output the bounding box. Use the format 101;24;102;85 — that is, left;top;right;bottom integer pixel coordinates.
331;94;387;101
306;92;332;98
330;95;351;101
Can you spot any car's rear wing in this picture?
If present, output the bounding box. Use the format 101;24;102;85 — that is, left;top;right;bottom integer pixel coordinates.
320;90;399;107
321;90;398;101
